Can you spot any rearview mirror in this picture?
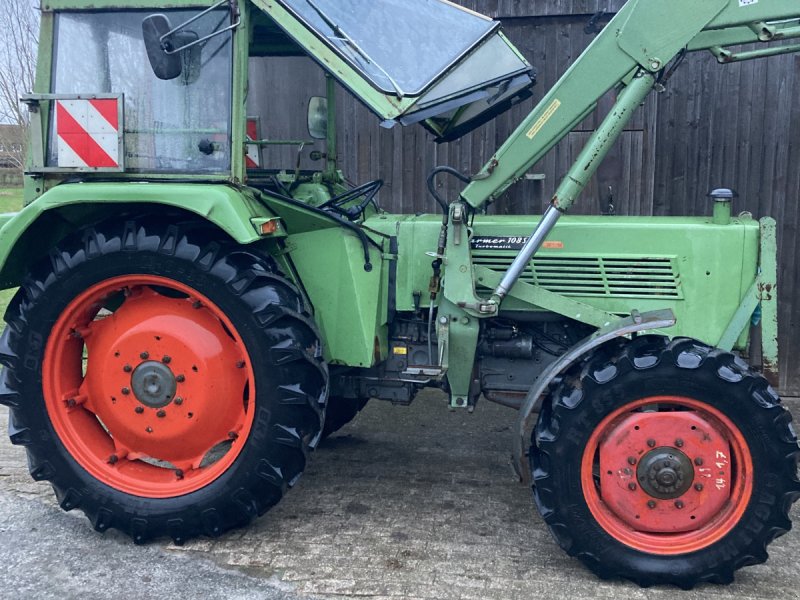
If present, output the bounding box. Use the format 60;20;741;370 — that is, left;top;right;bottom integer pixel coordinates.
143;14;183;80
307;97;328;140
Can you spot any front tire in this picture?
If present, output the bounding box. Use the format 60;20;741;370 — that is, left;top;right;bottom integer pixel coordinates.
0;219;328;543
532;335;800;587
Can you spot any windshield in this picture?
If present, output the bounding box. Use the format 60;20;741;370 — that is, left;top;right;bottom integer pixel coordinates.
279;0;496;96
50;9;233;174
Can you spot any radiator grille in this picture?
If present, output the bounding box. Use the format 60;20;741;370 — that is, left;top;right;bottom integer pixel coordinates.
472;254;682;299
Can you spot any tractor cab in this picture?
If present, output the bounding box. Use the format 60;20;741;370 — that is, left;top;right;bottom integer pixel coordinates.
26;0;533;201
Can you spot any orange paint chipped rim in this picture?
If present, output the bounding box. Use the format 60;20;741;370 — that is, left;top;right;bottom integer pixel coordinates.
581;395;753;555
43;275;257;498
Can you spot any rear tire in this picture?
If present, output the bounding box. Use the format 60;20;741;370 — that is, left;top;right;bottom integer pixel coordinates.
321;396;368;439
531;336;800;587
0;219;328;543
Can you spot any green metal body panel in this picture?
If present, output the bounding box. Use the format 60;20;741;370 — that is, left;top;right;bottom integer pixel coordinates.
282;228;387;367
0;183;272;287
365;212;760;352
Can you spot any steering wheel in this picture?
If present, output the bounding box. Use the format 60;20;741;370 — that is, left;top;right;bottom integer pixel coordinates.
318;180;384;220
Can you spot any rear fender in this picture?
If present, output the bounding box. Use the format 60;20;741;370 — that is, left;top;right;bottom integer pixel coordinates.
0;182;275;287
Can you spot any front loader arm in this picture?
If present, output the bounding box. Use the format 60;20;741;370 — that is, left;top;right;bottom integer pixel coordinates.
460;0;800;210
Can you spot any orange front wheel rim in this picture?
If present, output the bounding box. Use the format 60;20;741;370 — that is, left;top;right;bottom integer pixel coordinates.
43;275;256;498
581;396;753;555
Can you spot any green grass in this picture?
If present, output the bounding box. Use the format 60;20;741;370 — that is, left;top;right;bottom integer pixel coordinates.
0;187;24;320
0;186;23;213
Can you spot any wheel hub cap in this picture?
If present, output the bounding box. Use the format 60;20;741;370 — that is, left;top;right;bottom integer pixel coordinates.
131;361;177;408
637;448;694;499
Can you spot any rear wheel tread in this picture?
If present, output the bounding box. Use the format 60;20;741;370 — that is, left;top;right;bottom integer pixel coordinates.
3;218;328;543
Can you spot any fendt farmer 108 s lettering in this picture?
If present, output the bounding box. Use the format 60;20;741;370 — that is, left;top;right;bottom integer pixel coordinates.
2;0;799;587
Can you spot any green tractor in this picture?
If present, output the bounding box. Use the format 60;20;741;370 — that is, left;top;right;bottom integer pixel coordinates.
3;0;799;587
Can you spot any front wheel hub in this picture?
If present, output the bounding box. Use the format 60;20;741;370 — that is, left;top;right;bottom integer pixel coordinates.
637;447;694;499
595;407;735;533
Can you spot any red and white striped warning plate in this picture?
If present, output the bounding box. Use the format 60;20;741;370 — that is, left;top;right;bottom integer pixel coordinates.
55;98;121;169
246;117;261;169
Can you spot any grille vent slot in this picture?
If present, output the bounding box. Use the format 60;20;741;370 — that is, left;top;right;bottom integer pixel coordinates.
473;254;682;299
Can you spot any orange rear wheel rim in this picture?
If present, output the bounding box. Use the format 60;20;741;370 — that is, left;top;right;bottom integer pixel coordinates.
581;396;753;555
43;275;256;498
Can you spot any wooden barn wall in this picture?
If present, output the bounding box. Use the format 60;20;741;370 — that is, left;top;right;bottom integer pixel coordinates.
250;4;800;395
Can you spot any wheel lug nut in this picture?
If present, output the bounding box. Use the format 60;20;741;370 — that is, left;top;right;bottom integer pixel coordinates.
695;483;704;492
140;352;149;360
675;439;684;447
108;454;118;465
123;364;133;373
174;397;183;406
145;426;153;433
695;457;704;466
675;500;685;509
162;355;171;364
156;410;166;418
647;500;657;509
647;439;656;448
628;483;637;491
627;456;637;465
122;387;131;395
135;406;144;414
176;375;185;383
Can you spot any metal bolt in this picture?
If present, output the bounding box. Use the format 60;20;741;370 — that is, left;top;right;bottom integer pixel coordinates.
135;406;144;414
695;457;704;466
647;439;656;448
174;397;184;406
175;469;184;480
123;364;133;373
108;454;118;465
145;426;153;433
156;410;166;418
439;316;448;325
140;352;149;360
192;301;202;309
675;500;685;509
647;500;657;509
236;360;246;369
628;483;637;491
122;387;131;395
176;375;185;383
695;483;704;492
162;355;171;364
228;431;239;440
627;456;637;465
66;398;76;408
675;439;684;448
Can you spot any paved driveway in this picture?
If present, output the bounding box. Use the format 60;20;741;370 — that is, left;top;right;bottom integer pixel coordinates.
0;392;798;599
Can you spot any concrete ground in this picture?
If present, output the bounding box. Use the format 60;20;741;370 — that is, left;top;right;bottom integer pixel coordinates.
0;392;798;600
